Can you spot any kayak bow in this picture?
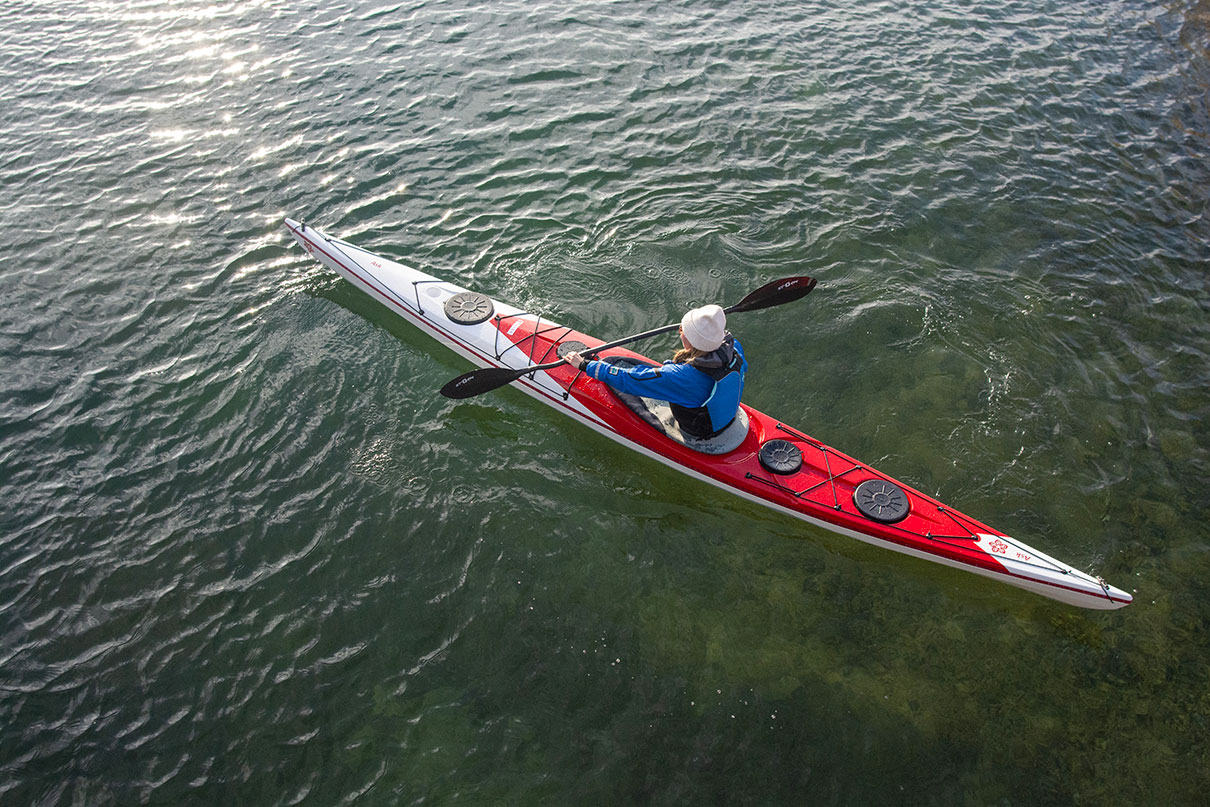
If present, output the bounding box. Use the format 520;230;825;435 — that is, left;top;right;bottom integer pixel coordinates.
285;218;1132;610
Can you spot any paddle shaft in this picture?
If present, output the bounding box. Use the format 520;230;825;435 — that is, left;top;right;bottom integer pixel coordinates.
523;320;675;374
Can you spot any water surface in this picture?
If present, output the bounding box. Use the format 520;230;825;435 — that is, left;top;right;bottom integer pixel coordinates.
2;1;1208;804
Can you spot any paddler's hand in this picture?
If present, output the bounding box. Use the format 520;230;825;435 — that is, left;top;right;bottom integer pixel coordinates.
563;351;588;371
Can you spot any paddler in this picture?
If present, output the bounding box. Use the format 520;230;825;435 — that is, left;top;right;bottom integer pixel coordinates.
563;304;747;439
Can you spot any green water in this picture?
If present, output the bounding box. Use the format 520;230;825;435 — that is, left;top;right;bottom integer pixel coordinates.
2;0;1208;804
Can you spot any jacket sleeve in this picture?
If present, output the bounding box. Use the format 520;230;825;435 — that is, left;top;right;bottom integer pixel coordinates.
583;360;710;408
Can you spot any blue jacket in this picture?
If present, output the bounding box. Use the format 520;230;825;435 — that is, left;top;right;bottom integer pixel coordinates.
584;336;747;437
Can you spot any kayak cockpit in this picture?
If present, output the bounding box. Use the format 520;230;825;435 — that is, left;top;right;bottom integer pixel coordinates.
601;357;750;455
616;391;750;454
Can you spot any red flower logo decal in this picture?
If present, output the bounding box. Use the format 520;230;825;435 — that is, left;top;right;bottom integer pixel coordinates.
987;539;1008;554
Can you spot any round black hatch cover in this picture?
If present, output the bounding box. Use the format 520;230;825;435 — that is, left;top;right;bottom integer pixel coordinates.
556;341;588;358
758;439;803;475
853;479;910;523
444;292;494;325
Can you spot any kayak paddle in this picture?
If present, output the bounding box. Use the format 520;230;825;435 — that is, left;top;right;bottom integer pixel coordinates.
439;275;817;399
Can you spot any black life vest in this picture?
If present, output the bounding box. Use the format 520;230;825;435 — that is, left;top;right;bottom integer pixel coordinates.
670;336;747;438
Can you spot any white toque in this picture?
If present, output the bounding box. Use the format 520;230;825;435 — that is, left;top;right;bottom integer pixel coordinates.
680;304;726;352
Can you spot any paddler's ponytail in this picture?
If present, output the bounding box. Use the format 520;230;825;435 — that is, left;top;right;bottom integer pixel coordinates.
673;346;710;364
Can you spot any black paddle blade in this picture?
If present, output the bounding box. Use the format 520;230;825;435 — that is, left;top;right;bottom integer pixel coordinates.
728;275;817;314
439;366;528;399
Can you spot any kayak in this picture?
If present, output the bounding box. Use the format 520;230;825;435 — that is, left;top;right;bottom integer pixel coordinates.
285;218;1132;610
